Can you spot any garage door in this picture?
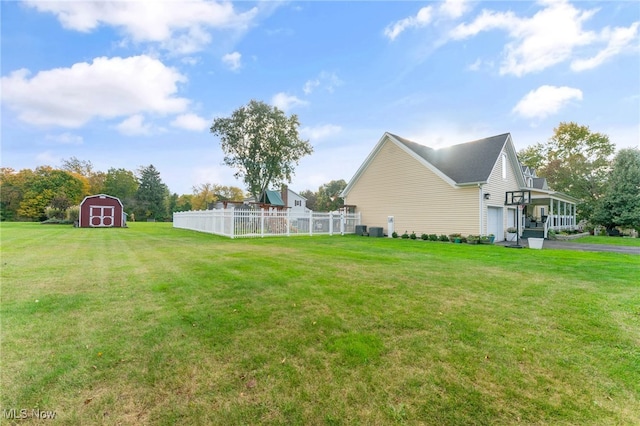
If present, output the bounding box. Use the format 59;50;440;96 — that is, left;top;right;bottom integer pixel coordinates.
487;207;504;242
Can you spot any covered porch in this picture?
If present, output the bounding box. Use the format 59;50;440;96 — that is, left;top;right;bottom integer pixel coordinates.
522;192;578;239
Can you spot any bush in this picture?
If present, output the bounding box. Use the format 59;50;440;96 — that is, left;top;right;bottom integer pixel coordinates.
401;231;410;239
66;205;80;222
429;234;438;241
410;231;417;240
439;234;449;242
44;206;65;220
421;233;429;240
392;231;398;239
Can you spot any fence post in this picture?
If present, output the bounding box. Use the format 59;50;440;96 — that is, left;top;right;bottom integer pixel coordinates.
309;210;313;236
286;209;290;237
230;208;235;239
261;208;265;238
329;212;333;236
340;212;345;236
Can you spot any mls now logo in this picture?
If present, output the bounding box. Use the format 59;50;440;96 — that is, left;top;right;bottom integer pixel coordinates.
2;408;57;419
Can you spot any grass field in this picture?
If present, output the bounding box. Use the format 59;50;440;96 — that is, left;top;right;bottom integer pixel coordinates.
571;235;640;247
1;222;639;425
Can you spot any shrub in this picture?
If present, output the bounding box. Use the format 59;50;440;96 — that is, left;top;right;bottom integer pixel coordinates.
401;231;410;239
421;233;429;240
44;206;65;220
439;234;449;242
66;205;80;222
410;231;417;240
392;231;398;238
429;234;438;241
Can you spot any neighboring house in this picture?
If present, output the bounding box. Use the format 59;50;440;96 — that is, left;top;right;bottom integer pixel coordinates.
243;186;309;212
341;132;577;241
79;194;126;228
280;186;309;213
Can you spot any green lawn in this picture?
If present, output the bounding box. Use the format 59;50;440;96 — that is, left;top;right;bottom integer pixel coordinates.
571;235;640;247
1;222;639;425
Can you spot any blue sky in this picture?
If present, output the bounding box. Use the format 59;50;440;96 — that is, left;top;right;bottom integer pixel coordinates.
2;0;639;195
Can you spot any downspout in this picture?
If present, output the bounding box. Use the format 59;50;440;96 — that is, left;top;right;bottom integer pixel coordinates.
478;184;484;235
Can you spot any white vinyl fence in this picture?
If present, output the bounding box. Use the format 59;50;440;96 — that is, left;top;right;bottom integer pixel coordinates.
173;208;361;238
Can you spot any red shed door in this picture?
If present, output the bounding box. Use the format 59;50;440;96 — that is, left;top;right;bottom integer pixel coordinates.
89;205;115;227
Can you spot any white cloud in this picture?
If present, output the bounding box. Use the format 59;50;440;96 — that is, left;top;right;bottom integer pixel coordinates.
171;113;210;132
384;6;433;41
512;85;583;120
222;52;242;71
44;132;83;145
271;92;308;111
23;0;258;55
450;0;638;76
303;71;343;94
116;114;153;136
35;151;60;165
439;0;471;20
571;22;640;71
1;55;189;128
300;124;342;143
303;79;320;95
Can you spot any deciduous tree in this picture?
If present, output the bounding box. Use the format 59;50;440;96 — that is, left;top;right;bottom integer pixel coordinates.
518;122;615;220
210;100;313;199
103;168;139;206
315;179;347;212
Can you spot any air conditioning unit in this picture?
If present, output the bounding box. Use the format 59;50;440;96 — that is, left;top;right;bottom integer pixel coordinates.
369;227;384;237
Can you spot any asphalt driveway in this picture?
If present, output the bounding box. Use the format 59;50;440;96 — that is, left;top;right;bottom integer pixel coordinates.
501;238;640;255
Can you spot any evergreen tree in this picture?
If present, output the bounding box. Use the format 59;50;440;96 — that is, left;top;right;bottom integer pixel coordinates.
134;165;169;220
592;148;640;231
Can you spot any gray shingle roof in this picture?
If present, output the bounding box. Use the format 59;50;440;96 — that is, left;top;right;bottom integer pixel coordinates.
390;133;510;184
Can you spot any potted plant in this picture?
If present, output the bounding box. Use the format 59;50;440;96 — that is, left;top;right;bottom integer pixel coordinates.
506;227;517;242
466;235;479;244
479;235;491;244
488;233;495;244
449;233;462;243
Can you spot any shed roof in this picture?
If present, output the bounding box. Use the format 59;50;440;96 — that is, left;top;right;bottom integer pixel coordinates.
260;190;285;206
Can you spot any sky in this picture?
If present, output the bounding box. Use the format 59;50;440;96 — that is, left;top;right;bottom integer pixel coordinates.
2;0;639;196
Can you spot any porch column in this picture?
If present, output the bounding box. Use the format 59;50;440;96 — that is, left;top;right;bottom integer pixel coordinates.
550;199;554;229
573;204;576;229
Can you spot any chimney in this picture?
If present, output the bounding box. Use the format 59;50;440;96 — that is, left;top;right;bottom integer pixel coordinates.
281;185;288;207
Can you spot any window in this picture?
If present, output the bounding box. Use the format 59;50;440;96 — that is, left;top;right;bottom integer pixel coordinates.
502;154;507;179
295;200;301;206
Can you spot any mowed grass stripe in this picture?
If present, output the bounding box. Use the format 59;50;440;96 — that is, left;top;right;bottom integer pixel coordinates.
1;222;638;425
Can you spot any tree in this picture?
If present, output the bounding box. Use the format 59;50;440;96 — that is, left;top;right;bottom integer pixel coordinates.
315;179;347;212
16;167;86;220
299;189;317;211
134;165;169;220
210;100;313;199
518;122;615;220
592;148;640;231
103;168;139;208
191;183;218;210
61;157;104;194
0;168;32;221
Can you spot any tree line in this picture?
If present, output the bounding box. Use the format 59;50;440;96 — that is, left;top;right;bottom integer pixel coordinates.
518;122;640;232
0;158;349;222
